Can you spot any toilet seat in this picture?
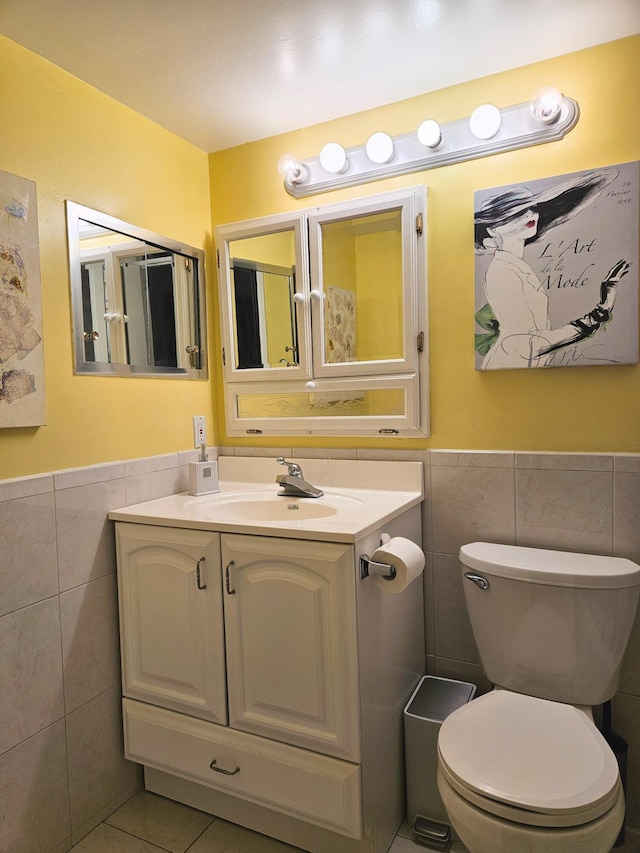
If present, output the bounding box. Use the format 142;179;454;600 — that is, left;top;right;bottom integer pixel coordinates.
438;690;621;828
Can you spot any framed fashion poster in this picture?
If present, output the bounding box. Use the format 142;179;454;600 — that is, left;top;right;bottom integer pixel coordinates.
0;170;46;426
474;161;639;370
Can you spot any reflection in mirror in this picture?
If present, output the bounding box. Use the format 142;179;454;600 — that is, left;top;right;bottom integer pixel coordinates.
227;230;298;370
320;208;403;366
236;386;405;419
231;259;297;369
67;202;207;377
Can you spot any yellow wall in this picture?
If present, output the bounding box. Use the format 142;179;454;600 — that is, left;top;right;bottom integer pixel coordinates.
1;34;638;480
0;35;215;479
210;35;640;453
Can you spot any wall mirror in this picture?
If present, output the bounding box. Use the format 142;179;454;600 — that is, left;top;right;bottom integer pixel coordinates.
215;187;429;437
66;201;207;378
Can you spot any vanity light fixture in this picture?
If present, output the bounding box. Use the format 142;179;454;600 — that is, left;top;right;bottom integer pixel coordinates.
365;131;395;164
529;86;563;124
417;119;442;149
277;153;309;185
280;90;579;198
469;103;502;140
319;142;349;174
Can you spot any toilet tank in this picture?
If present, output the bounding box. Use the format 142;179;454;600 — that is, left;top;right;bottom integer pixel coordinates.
460;542;640;705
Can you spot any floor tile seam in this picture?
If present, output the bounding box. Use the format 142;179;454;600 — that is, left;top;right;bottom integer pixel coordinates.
179;813;219;853
105;804;218;853
100;819;174;852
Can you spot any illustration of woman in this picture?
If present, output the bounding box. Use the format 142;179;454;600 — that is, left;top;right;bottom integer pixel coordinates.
474;169;630;369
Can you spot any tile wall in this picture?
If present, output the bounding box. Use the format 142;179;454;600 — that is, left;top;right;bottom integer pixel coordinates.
2;446;639;852
421;450;640;827
0;450;205;853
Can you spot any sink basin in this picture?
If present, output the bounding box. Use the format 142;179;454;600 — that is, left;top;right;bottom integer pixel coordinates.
184;490;364;524
215;498;337;522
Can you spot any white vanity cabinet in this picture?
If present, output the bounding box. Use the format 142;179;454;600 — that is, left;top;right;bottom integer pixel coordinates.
111;458;424;853
117;523;366;840
117;525;360;755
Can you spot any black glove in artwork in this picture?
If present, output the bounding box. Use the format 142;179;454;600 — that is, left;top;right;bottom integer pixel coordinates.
540;259;630;355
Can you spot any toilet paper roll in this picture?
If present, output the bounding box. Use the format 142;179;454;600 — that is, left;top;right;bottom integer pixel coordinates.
370;536;425;594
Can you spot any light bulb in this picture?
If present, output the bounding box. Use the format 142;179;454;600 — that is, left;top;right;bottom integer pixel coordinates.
319;142;349;174
530;87;563;124
277;153;308;185
365;131;395;164
469;104;502;140
417;119;442;149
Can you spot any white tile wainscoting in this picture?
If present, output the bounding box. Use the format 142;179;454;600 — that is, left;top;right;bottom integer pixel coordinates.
1;447;640;852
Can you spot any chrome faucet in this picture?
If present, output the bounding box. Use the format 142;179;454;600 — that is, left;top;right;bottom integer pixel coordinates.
276;456;324;498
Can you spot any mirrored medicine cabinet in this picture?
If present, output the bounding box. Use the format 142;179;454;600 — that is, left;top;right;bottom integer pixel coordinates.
66;201;207;378
215;186;428;437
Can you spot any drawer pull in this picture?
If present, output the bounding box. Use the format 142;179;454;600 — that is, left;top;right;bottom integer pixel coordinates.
209;758;240;776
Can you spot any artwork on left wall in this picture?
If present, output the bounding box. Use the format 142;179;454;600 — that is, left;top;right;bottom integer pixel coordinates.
474;161;639;370
0;169;46;427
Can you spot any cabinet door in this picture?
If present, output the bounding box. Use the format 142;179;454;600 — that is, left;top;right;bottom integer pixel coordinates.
216;212;313;383
116;523;227;724
221;534;360;760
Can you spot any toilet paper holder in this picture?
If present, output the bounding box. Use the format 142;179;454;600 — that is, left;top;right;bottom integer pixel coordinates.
359;554;397;581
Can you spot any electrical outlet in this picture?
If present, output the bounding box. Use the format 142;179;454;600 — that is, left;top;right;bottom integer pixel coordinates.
193;416;207;448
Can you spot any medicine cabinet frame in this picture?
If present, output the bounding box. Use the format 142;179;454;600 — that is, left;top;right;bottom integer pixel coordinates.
215;186;429;437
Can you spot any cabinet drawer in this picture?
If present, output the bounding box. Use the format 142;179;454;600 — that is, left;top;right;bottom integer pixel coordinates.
123;698;363;839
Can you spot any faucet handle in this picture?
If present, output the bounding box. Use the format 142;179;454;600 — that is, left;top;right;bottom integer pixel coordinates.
276;456;303;477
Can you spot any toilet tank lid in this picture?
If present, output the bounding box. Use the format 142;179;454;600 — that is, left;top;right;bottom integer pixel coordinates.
460;542;640;589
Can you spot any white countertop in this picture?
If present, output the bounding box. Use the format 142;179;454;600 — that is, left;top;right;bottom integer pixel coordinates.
109;456;423;543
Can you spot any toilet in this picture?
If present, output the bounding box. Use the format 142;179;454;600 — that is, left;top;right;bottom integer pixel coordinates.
437;542;640;853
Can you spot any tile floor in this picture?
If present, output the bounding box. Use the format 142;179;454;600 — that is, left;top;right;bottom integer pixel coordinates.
68;789;640;853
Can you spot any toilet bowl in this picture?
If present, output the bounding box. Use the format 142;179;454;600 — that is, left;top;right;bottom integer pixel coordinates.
433;543;640;853
437;690;624;853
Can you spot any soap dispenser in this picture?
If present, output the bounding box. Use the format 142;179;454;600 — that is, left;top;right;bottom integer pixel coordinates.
188;444;219;496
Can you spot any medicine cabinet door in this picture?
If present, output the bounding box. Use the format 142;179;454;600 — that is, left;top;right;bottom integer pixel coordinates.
308;187;423;379
216;212;312;383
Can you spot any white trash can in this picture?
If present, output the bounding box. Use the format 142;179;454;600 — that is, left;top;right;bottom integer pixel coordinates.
404;676;476;850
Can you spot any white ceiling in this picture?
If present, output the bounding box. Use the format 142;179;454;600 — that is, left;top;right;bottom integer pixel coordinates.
2;0;639;152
